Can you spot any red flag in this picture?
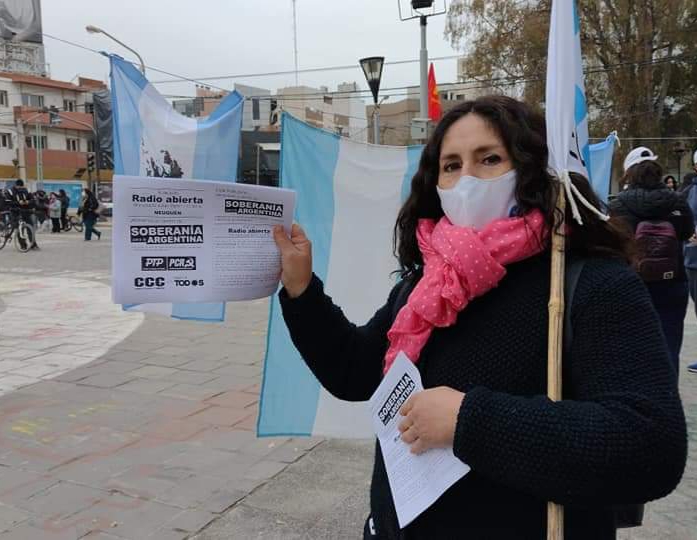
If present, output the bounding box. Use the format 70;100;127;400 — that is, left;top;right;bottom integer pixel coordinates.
428;63;442;121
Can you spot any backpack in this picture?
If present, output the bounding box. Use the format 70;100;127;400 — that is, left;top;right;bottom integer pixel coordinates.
390;260;644;529
634;220;680;282
14;188;31;208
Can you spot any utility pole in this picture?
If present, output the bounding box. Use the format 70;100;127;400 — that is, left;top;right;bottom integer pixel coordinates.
35;120;43;189
292;0;299;86
398;1;445;143
16;121;27;182
419;15;428;121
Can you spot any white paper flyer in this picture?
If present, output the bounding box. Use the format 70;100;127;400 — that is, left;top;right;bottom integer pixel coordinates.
369;353;471;528
112;175;296;304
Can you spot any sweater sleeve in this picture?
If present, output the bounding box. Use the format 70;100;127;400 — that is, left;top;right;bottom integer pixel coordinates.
279;274;402;401
671;196;695;241
452;265;687;506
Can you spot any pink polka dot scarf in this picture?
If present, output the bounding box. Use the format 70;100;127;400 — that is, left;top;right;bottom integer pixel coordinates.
384;210;547;373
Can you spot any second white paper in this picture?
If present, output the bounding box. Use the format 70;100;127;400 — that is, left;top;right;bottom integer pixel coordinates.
369;353;471;528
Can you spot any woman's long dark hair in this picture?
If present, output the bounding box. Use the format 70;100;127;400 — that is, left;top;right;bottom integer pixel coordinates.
394;95;632;276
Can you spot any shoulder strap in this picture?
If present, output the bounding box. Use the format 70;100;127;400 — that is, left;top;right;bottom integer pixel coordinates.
563;259;586;358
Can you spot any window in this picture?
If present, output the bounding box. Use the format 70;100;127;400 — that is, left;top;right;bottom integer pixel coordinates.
84;102;95;114
87;139;96;153
66;137;80;152
21;94;44;108
0;91;8;107
25;135;47;149
252;98;260;121
63;99;77;112
0;133;12;148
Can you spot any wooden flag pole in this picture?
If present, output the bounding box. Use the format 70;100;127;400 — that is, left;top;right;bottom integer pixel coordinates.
547;179;567;540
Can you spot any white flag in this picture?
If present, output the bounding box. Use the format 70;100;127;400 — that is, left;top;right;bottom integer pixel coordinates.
545;0;590;177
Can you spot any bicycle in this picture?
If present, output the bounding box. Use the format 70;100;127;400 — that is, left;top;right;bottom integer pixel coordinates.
64;215;84;233
0;212;35;253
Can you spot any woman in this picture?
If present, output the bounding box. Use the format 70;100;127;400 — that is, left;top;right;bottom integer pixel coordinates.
610;148;693;377
78;188;101;241
664;174;677;191
58;188;70;230
272;96;687;539
48;192;62;233
34;190;49;231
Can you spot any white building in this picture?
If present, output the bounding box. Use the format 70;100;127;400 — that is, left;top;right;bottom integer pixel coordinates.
276;82;368;142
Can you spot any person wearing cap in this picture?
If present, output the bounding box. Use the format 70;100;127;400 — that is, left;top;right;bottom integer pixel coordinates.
610;147;694;377
682;150;697;373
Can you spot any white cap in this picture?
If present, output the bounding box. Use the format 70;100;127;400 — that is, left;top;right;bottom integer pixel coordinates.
623;147;658;172
693;149;697;165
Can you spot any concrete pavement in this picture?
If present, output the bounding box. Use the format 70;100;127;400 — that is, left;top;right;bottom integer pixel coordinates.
0;228;695;539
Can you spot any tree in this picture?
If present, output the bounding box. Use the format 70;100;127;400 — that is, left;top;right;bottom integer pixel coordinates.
445;0;697;145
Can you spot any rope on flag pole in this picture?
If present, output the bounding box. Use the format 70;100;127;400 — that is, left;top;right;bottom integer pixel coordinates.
557;169;610;226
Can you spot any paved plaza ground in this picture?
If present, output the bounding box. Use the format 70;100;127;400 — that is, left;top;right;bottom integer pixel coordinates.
0;229;694;539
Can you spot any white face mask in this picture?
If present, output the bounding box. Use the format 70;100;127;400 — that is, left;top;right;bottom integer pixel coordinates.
436;169;518;230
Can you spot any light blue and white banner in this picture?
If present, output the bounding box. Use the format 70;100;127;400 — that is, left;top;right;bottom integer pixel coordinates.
546;0;590;178
258;113;422;437
110;55;243;321
589;133;619;202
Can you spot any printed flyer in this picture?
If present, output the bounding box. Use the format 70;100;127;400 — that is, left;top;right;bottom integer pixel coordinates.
112;175;296;304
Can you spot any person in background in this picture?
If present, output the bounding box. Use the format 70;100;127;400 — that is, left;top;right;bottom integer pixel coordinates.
664;175;677;191
34;189;49;231
610;147;693;377
77;188;101;241
48;192;62;233
274;96;686;539
8;179;38;250
682;150;697;374
58;189;70;230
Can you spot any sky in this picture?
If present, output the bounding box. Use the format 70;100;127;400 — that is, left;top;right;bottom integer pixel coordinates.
41;0;460;103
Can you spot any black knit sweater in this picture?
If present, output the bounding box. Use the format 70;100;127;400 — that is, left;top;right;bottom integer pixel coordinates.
279;254;687;540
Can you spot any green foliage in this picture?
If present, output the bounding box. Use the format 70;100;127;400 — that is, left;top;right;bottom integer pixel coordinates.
445;0;697;145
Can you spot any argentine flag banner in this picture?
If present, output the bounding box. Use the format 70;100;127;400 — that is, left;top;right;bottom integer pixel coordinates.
258;113;422;437
546;0;590;178
589;133;619;202
110;55;244;321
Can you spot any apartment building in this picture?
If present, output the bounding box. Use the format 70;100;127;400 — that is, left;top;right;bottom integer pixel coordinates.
0;72;106;188
173;84;273;132
275;82;368;142
366;83;486;145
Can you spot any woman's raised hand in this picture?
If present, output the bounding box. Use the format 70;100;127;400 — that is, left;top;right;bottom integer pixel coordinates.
273;224;313;298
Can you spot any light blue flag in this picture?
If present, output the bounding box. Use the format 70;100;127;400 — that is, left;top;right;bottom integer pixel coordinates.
588;133;619;202
110;55;244;321
258;113;422;437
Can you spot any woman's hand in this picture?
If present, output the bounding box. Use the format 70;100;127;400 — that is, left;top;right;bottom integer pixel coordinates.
273;224;313;298
398;387;465;455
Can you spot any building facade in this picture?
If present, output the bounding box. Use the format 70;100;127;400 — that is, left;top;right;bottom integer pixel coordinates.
174;84;273;132
0;72;106;187
366;83;486;145
276;82;368;142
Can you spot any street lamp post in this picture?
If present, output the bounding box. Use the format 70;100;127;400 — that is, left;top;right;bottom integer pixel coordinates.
398;1;445;142
85;25;146;75
360;56;385;145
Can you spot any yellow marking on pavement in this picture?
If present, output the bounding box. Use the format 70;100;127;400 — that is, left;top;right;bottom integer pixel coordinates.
67;403;116;419
11;418;50;436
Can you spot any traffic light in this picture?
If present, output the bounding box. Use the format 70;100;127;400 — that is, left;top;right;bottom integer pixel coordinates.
87;153;96;173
